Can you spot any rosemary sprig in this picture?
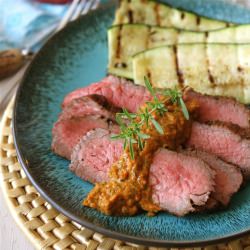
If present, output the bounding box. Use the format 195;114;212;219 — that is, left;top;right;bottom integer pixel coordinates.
111;77;189;159
161;88;189;120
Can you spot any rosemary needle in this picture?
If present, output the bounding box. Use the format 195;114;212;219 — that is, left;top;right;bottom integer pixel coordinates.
111;77;189;159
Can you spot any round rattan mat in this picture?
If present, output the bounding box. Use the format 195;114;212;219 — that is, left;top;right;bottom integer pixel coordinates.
1;97;250;250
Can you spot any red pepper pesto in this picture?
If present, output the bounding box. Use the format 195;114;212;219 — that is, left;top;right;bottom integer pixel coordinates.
83;99;198;216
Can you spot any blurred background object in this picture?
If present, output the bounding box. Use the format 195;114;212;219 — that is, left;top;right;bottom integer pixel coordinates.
227;0;250;8
0;0;99;118
0;0;68;51
36;0;72;3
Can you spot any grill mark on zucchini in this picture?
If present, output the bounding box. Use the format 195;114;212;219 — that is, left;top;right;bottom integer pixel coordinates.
128;9;134;23
132;45;250;103
149;30;157;36
154;3;161;26
146;26;151;49
147;71;152;83
114;0;231;31
173;45;184;88
127;0;133;23
205;44;215;87
114;62;127;68
238;66;244;72
109;23;250;81
208;70;215;85
196;16;201;26
115;26;122;60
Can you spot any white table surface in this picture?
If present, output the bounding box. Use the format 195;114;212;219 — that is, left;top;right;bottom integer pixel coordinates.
0;189;34;250
0;71;34;250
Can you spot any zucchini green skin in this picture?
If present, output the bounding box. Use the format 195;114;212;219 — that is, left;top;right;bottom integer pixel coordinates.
132;44;250;103
114;0;231;32
108;24;250;79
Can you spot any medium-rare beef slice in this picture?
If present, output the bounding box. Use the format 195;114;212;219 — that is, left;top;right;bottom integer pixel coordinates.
182;149;243;206
184;88;250;128
52;116;117;160
52;94;121;160
149;149;215;216
70;128;123;183
62;75;151;112
60;94;121;121
187;121;250;178
70;130;215;216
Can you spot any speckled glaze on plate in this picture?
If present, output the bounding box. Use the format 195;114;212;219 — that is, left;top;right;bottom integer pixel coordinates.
13;0;250;247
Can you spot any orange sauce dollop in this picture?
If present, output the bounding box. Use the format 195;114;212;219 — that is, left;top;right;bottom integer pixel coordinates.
83;100;198;216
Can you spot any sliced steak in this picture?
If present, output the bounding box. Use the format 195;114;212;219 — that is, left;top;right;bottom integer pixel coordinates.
62;75;151;112
60;94;121;121
184;88;250;128
70;130;215;216
182;149;243;206
149;148;215;216
52;93;121;160
52;116;118;160
187;121;250;178
70;128;123;183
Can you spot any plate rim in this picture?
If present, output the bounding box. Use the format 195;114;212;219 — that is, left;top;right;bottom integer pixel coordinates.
12;1;250;247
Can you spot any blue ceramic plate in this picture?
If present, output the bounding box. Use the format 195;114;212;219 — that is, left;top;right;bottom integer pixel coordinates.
13;0;250;247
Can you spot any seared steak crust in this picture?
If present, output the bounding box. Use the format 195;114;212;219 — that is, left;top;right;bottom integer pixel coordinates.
60;94;121;122
187;121;250;178
52;94;121;160
62;75;151;112
184;88;250;128
182;148;243;207
51;116;115;160
90;94;122;113
206;121;250;139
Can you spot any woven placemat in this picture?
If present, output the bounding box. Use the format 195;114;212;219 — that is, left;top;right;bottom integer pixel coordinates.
1;98;250;250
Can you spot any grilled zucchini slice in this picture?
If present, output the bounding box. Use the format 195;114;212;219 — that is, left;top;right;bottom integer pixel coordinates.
108;24;149;79
108;24;250;78
132;44;250;103
114;0;231;31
